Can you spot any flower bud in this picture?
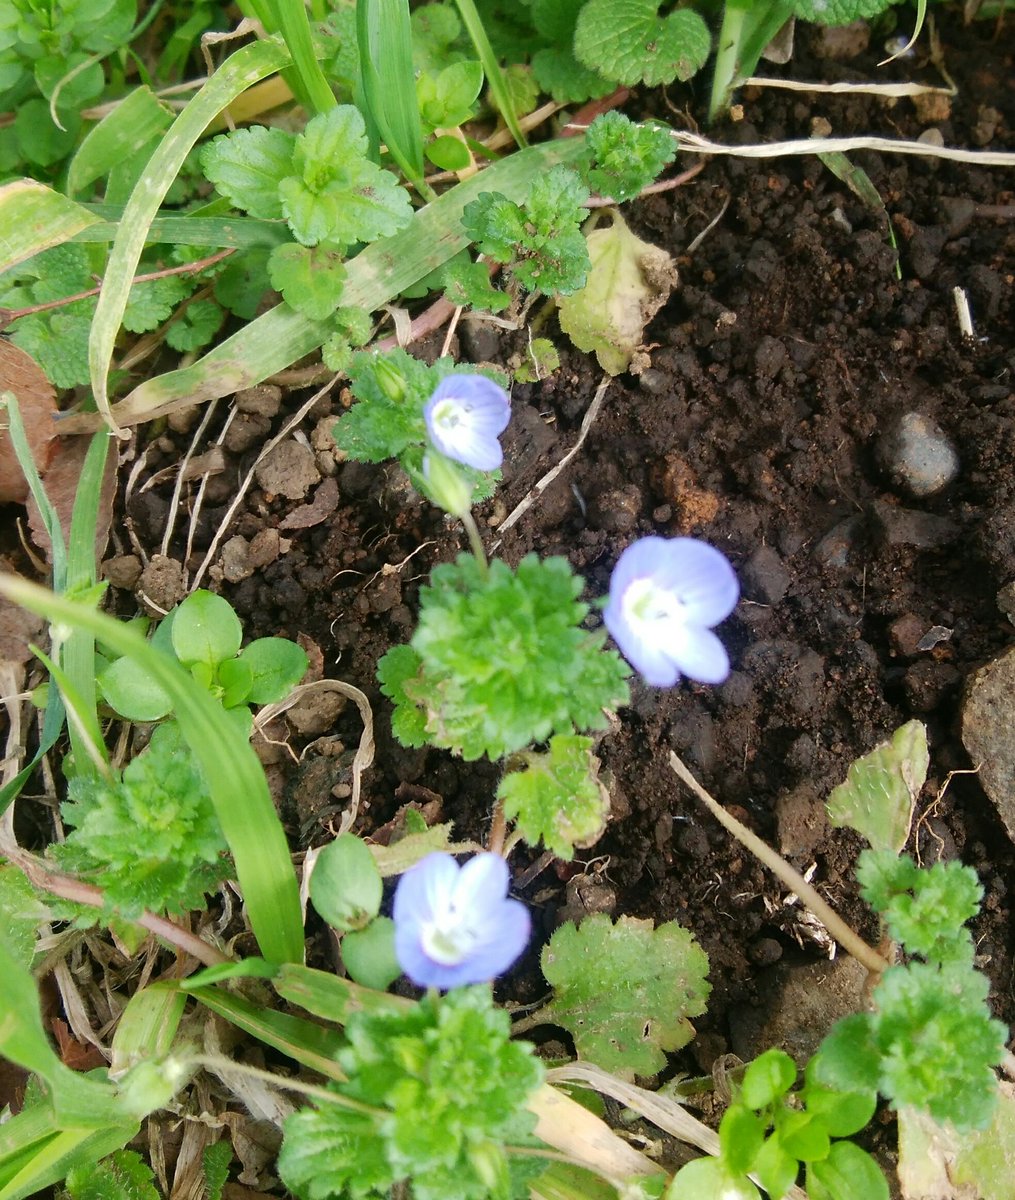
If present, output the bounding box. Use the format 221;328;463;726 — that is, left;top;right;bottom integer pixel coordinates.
421;451;472;519
375;357;407;402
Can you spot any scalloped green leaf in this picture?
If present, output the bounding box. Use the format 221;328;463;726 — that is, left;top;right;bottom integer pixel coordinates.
574;0;711;88
540;913;709;1078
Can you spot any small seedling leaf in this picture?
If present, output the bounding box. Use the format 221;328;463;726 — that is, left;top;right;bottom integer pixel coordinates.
310;834;383;932
170;590;243;668
806;1140;888;1200
237;637;309;705
825;720;927;853
98;655;173;721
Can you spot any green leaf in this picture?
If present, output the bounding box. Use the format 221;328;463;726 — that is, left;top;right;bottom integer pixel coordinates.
278;987;544;1200
497;735;608;860
170;590;243;668
740;1048;796;1110
341;916;402;990
775;1110;829;1163
309;835;384;933
164;299;224;353
574;0;711;88
66;87;172;199
0;866;46;969
531;46;613;105
718;1107;764;1176
557;209;678;375
13;97;78;167
811;1014;881;1095
540;914;709;1078
237;637;308;705
65;1150;158;1200
667;1157;759;1200
417;60;484;129
377;643;430;747
268;241;347;321
802;1083;877;1139
218;656;254;708
580;112;676;204
514;338;559;384
0;179;103;275
952;1085;1015;1200
427;134;473;173
825;720;927;854
279;105;414;247
806;1141;889;1200
98;656;173;721
752;1135;799;1200
200;125;295;220
202;1141;232;1200
122;275;191;334
793;0;895;24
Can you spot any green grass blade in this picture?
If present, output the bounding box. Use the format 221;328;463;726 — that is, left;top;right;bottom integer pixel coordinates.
357;0;426;187
452;0;527;149
88;37;292;427
708;0;794;122
0;1125;139;1200
0;181;103;274
66;87;173;199
91;135;585;427
273;962;410;1023
182;985;348;1080
238;0;335;115
0;576;305;965
73;209;290;249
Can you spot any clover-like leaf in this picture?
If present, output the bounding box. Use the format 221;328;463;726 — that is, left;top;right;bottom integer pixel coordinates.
574;0;711;88
826;720;927;854
540;913;709;1078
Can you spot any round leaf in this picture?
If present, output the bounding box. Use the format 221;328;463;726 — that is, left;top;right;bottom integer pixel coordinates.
807;1141;889;1200
719;1106;765;1176
426;135;473;173
99;656;173;721
238;637;309;705
741;1048;797;1110
342;917;401;990
310;835;383;933
170;590;242;667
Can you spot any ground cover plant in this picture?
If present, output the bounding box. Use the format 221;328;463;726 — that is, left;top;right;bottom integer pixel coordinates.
2;1;1015;1198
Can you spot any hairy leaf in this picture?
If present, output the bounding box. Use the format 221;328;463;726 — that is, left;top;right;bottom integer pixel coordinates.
540;914;709;1077
574;0;711;88
200;126;294;220
580;112;676;203
268;241;348;321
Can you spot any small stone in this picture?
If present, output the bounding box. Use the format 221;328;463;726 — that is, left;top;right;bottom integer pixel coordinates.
870;499;960;549
137;554;186;616
248;528;283;569
729;956;868;1063
651;453;720;532
637;368;667;395
742;544;791;605
254;440;321;500
776;783;827;858
876;412;959;497
754;335;787;381
234;384;282;418
812;517;860;568
589;486;641;533
996;581;1015;625
888;612;925;657
287;688;347;736
220;535;253;583
962;647;1015;842
748;937;783;966
102;554;142;590
224;412;271;454
810;19;870;60
167;405;201;434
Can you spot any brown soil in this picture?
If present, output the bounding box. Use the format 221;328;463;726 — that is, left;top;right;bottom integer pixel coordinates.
34;5;1015;1155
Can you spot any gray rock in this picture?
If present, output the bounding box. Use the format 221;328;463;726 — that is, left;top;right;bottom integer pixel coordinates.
876;412;959;498
729;955;868;1064
254;439;321;500
742;544;792;605
813;517;861;568
220;535;253;583
870;499;959;549
962;646;1015;842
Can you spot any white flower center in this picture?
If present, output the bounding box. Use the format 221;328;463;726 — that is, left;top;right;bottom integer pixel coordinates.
420;898;479;966
432;398;465;433
623;577;686;630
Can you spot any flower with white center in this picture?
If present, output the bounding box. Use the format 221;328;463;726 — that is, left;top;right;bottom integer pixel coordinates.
392;852;530;989
423;375;511;471
603;536;739;688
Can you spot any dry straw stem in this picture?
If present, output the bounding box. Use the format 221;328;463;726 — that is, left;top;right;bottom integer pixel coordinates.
744;76;955;98
669;129;1015;168
668;752;890;976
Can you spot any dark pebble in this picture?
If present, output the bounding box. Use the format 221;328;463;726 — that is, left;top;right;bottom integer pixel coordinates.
749;937;784;966
742;544;792;605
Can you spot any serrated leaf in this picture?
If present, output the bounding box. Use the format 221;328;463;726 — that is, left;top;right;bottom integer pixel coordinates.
497;734;609;860
65;1149;159;1200
793;0;895;24
825;720;927;853
164;298;224;353
540;913;709;1078
581;112;676;203
280;105;413;247
368;821;464;877
200;125;295;220
557;209;678;375
0;865;46;968
268;241;348;321
574;0;711;88
531;46;614;105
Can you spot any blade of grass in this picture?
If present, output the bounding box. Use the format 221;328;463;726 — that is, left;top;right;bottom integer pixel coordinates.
237;0;335;115
0;181;104;275
181;985;348;1080
708;0;794;122
89;36;292;430
452;0;527;149
356;0;427;191
0;1124;140;1200
73;135;585;429
66;87;173;199
74;209;290;249
0;576;305;965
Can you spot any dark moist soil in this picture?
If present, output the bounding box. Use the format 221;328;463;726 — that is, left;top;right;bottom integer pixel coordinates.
109;7;1012;1137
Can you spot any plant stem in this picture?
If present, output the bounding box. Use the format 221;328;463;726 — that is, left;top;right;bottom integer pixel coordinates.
668;752;890;976
460;508;489;577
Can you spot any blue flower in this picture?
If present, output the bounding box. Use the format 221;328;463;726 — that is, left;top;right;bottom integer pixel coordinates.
392;852;530;989
424;375;511;471
603;536;739;687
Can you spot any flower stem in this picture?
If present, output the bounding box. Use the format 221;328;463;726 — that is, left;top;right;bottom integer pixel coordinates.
460;508;489;577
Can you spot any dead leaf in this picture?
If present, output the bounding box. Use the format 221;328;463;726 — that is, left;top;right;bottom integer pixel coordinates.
26;430;118;566
558;210;678;376
0;587;44;665
0;340;58;504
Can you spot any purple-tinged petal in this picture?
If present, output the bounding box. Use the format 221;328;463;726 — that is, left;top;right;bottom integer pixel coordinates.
453;852;510;913
392;852;458;926
665;625;731;685
603;602;681;687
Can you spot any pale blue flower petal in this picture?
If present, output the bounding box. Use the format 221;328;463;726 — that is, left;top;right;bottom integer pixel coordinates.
424;375;511;471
